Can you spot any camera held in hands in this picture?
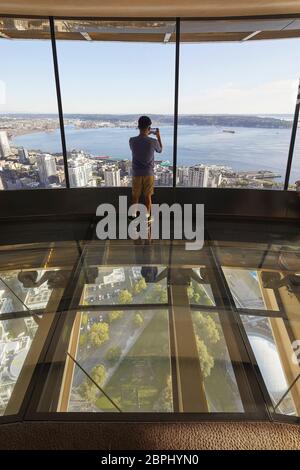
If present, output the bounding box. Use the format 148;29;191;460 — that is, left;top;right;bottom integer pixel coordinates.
149;127;159;135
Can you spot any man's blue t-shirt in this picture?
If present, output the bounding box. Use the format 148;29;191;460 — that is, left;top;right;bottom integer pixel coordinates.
129;135;162;176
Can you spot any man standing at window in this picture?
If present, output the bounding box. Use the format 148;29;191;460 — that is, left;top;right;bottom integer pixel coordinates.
129;116;163;221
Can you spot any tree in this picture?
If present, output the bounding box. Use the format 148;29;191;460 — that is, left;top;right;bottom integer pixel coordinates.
81;313;88;326
79;381;98;403
154;284;162;293
196;336;214;378
202;295;214;306
145;284;167;303
187;285;194;300
133;312;144;328
118;289;133;304
79;364;107;404
91;364;107;386
88;322;109;347
193;312;220;345
105;346;122;364
191;280;214;306
108;310;123;324
153;375;173;412
133;278;147;295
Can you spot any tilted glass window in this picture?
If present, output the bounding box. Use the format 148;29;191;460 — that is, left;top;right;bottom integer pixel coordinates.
0;18;65;190
177;20;299;190
53;19;176;188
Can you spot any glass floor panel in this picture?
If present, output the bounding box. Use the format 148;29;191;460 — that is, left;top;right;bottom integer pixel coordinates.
40;309;173;413
0;312;55;416
0;220;299;422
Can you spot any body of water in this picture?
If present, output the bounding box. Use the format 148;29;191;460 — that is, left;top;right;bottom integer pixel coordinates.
12;124;300;183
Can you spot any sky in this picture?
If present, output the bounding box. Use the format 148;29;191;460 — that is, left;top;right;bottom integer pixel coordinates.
0;36;300;114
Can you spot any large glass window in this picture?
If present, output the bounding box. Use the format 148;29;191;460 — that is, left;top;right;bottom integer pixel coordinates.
2;17;300;191
177;20;299;189
54;20;176;188
0;18;65;190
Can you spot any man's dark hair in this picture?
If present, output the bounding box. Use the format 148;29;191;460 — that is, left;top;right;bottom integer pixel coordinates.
138;115;152;130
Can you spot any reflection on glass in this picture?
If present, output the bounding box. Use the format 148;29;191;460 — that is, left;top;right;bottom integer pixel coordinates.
222;267;273;310
54;19;176;37
0;316;39;415
188;268;215;306
80;266;168;306
241;315;297;416
0;278;27;314
61;310;172;412
0;269;63;312
0;18;51;35
191;311;243;412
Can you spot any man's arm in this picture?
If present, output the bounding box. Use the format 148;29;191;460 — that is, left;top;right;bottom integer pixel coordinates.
155;128;163;152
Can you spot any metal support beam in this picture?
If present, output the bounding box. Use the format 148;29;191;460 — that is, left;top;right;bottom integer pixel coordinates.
284;78;300;190
49;16;70;189
172;18;180;189
170;282;209;412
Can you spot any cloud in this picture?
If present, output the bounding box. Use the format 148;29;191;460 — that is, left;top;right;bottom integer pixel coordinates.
180;79;298;114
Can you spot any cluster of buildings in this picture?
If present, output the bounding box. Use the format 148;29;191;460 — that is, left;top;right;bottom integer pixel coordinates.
0;128;283;190
0;268;56;414
0;117;60;138
0;130;64;190
177;164;283;189
0;314;38;415
177;165;222;187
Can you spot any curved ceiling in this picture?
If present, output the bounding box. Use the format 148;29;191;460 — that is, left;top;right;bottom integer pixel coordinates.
0;0;300;18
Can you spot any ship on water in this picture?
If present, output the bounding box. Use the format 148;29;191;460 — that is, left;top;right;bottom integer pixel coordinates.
222;129;235;134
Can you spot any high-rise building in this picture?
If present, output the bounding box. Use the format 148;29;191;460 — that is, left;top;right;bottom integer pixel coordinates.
158;170;172;186
177;167;189;186
68;159;92;187
188;165;209;187
0;131;11;158
18;147;29;164
208;171;222;188
37;154;57;185
104;168;120;186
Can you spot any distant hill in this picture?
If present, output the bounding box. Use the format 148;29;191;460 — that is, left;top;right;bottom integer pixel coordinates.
1;113;292;129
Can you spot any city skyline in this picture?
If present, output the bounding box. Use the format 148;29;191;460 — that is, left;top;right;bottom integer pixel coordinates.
0;123;287;191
